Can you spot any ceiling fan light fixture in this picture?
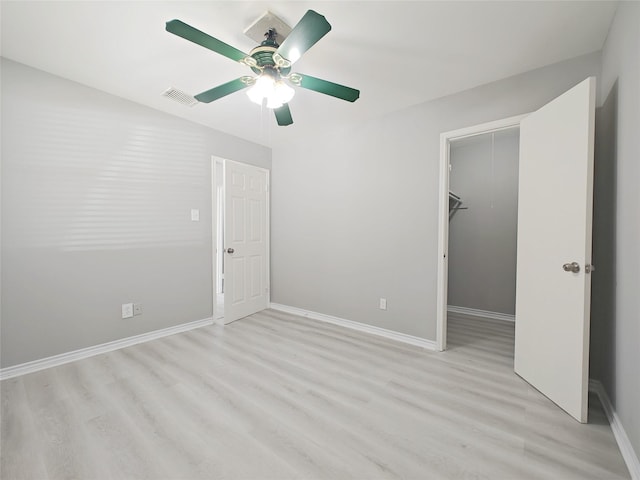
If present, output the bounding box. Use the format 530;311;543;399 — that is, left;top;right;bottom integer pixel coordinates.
274;80;295;104
266;96;284;109
246;74;274;105
246;72;295;108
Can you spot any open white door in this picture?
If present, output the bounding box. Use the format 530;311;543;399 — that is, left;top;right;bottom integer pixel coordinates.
223;160;269;324
514;77;596;423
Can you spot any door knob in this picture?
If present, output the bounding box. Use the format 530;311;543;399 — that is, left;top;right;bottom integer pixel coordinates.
563;262;580;273
226;248;234;254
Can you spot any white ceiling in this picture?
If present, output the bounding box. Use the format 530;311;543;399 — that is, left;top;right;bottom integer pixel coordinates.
1;1;617;148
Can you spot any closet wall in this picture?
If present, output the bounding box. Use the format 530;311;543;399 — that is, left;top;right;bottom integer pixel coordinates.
448;128;519;316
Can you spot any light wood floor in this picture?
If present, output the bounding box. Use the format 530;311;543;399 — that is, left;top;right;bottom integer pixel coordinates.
1;310;630;479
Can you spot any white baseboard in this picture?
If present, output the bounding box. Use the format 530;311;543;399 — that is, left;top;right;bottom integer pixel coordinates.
269;303;436;350
589;379;640;480
0;317;214;381
447;305;515;323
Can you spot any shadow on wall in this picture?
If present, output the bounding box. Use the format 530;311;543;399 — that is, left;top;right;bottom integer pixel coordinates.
3;105;209;252
590;80;618;398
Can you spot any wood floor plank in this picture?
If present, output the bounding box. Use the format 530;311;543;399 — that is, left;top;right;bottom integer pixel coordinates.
0;378;50;480
0;310;631;479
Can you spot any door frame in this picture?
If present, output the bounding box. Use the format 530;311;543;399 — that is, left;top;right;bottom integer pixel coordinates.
435;114;529;351
211;156;271;323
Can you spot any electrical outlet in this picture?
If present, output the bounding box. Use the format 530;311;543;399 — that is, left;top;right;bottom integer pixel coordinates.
133;303;143;316
191;209;200;221
122;303;134;319
379;298;387;310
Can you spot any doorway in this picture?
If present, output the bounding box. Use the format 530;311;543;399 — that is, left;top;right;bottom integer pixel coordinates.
445;126;520;363
436;115;527;351
212;157;270;324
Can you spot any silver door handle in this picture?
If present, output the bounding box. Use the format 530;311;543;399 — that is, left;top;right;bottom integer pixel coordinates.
563;262;580;273
226;248;234;254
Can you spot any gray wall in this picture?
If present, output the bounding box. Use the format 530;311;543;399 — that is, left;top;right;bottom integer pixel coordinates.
448;128;519;315
0;58;271;368
271;51;601;340
591;1;640;460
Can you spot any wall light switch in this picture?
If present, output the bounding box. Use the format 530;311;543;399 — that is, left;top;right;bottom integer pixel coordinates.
133;303;143;316
191;209;200;221
379;298;387;310
122;303;134;319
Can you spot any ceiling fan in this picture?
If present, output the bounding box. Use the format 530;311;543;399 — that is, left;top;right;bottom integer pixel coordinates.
165;10;360;126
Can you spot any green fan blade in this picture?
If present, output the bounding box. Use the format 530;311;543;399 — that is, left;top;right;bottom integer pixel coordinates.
275;10;331;64
195;78;248;103
297;74;360;102
166;19;248;62
274;104;293;126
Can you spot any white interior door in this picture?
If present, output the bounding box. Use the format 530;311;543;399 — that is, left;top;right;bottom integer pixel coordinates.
514;77;596;423
223;160;269;324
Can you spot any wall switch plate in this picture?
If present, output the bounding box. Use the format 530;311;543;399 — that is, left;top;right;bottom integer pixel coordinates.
191;209;200;221
379;298;387;310
122;303;134;319
133;303;143;316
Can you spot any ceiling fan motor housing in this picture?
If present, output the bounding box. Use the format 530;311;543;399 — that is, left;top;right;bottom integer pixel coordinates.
248;30;291;76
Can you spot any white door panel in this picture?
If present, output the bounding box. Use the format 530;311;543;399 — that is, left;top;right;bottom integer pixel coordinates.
514;77;596;422
224;160;269;323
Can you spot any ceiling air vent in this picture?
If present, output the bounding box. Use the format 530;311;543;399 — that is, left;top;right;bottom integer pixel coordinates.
161;87;198;107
